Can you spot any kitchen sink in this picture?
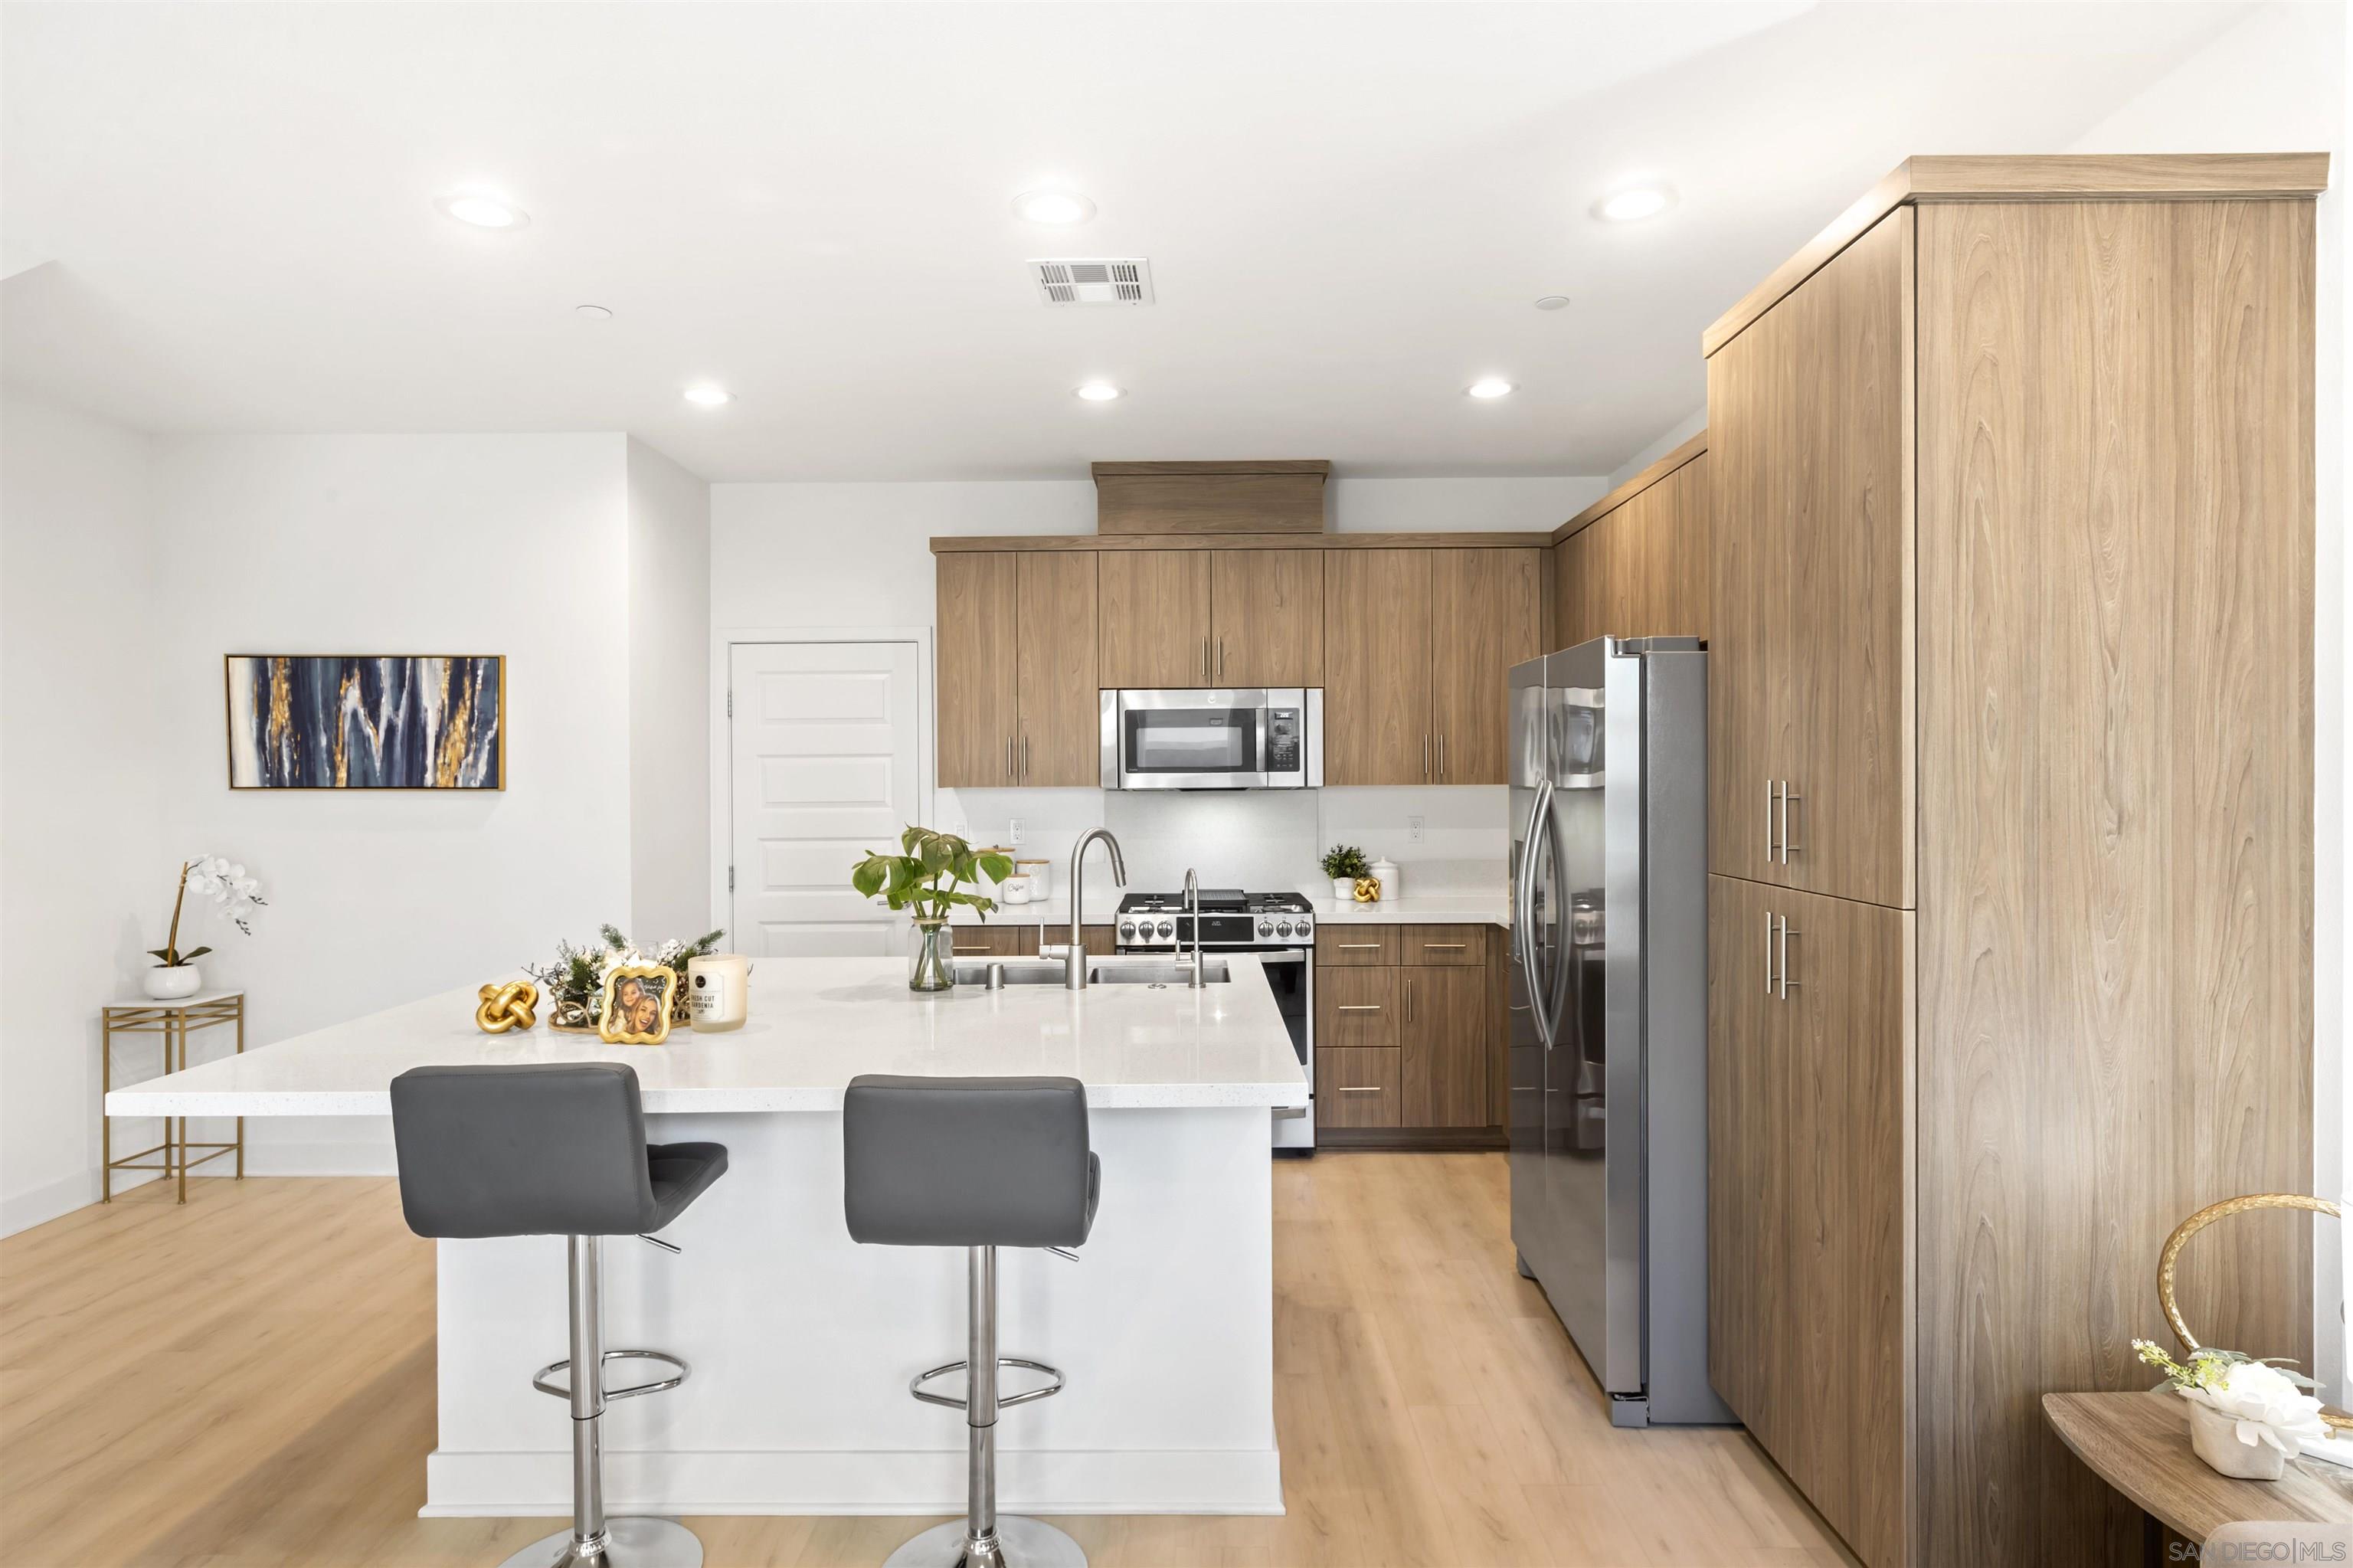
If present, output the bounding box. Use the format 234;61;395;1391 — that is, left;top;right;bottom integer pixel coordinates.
947;959;1230;987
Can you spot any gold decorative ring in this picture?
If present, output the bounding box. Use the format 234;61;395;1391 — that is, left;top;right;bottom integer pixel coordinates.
2158;1192;2348;1432
475;980;539;1033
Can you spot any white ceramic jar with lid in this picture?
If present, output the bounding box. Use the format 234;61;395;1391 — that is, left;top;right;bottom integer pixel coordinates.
1370;856;1400;902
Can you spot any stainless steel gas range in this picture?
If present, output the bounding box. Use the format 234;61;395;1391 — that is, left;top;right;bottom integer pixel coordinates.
1115;889;1316;1152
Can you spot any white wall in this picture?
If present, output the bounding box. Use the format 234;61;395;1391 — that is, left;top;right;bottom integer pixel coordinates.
144;434;637;1175
626;437;712;939
710;475;1586;907
0;395;162;1232
1605;406;1709;492
2061;0;2349;1399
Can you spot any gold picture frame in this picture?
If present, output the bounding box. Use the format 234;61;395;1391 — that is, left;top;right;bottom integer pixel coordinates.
597;964;677;1046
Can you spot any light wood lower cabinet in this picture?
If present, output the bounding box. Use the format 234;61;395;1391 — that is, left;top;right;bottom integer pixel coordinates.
1707;876;1909;1568
1316;1049;1401;1128
1399;964;1486;1127
1317;925;1494;1137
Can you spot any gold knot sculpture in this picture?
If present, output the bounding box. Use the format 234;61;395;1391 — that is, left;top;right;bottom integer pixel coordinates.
474;980;539;1033
1352;876;1383;903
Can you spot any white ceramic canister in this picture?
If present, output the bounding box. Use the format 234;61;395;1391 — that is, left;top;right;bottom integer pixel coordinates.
1016;858;1051;900
1370;856;1401;902
687;953;751;1033
1000;873;1033;905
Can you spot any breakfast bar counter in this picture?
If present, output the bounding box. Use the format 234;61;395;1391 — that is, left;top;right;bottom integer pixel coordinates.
106;957;1305;1518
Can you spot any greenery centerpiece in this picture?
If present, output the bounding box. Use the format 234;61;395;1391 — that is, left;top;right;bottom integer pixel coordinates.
526;924;725;1031
850;827;1013;992
1320;843;1370;899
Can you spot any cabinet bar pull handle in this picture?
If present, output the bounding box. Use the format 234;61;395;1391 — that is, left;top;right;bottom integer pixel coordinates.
1337;943;1382;950
1777;915;1800;1000
1422;942;1466;950
1438;733;1445;779
1008;736;1016;781
1423;735;1431;781
1779;786;1802;864
1338;1085;1383;1094
1765;777;1775;859
1337;1004;1383;1012
1763;908;1774;995
1406;977;1415;1023
1219;639;1226;679
1023;734;1031;782
1203;637;1211;680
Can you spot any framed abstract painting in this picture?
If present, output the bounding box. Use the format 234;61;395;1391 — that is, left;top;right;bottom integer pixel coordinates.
224;655;504;789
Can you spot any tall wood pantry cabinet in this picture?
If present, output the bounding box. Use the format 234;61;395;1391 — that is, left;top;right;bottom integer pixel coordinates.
1703;155;2323;1568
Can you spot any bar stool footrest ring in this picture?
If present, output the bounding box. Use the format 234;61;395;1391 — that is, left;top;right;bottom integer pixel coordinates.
908;1355;1065;1411
532;1347;690;1402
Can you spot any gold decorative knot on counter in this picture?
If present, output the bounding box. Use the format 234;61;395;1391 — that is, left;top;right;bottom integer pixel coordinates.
1352;876;1382;904
473;980;539;1033
2158;1192;2351;1433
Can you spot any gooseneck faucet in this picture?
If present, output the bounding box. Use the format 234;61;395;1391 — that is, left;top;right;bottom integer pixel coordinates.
1065;828;1127;990
1183;867;1207;989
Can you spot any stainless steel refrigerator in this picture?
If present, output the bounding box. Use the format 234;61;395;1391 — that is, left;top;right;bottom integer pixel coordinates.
1507;636;1730;1428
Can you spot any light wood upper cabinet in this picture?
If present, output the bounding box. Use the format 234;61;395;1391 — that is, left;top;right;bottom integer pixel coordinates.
1098;551;1209;687
1708;210;1911;908
1551;450;1710;653
1324;550;1432;784
936;552;1098;786
937;552;1019;785
1429;547;1545;784
1211;548;1324;686
1013;552;1100;786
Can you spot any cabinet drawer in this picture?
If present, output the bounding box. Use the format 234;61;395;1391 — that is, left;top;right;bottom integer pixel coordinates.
1316;967;1398;1050
1399;925;1487;965
1316;928;1400;966
948;926;1025;959
1317;1048;1401;1127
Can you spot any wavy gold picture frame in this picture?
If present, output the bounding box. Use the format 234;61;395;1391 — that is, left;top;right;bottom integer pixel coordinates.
597;965;677;1046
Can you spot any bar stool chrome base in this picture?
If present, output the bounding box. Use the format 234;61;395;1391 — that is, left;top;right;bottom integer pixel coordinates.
880;1514;1085;1568
496;1515;704;1568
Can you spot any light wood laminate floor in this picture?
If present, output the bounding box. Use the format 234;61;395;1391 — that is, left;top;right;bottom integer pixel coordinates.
0;1155;1857;1567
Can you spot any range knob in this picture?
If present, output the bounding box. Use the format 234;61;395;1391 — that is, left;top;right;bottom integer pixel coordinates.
1257;918;1274;937
1156;919;1174;939
1118;921;1137;941
1276;919;1295;937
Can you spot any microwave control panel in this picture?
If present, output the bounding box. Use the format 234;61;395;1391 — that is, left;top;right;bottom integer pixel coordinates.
1266;708;1303;774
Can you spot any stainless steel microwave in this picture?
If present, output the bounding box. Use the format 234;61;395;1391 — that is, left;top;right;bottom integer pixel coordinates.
1100;689;1324;790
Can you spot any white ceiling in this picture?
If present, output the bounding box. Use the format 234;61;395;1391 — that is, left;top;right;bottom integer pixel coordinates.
1;2;2251;482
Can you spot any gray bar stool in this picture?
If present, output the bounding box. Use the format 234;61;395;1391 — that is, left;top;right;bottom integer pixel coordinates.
391;1062;728;1568
843;1074;1101;1568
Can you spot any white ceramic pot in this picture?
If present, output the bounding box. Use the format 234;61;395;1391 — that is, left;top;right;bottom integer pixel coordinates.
2187;1397;2290;1480
1331;878;1357;900
1370;857;1401;902
142;964;201;1000
1000;875;1033;905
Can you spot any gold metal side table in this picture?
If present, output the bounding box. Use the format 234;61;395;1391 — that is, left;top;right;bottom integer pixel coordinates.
102;991;245;1203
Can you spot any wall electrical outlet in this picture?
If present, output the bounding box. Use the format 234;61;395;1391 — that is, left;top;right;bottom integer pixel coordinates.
1407;815;1425;844
1010;817;1026;846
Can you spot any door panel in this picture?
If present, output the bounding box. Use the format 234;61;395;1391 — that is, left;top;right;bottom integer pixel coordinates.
1400;964;1487;1127
1324;549;1432;784
936;553;1018;787
1316;1049;1401;1127
1315;966;1399;1050
1097;552;1209;688
1430;548;1545;784
731;641;922;957
1707;304;1790;882
1705;876;1778;1447
1013;553;1100;785
1212;548;1324;686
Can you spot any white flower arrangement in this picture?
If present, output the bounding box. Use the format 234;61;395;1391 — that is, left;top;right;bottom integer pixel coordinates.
2133;1339;2331;1462
149;853;268;968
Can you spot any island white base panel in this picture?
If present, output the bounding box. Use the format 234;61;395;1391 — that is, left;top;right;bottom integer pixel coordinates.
421;1106;1283;1517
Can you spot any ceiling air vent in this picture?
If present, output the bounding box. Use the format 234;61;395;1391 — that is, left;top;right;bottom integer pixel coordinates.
1029;257;1154;306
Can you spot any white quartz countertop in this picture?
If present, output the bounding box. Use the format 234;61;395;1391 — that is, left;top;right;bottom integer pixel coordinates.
1298;889;1511;926
103;956;1309;1118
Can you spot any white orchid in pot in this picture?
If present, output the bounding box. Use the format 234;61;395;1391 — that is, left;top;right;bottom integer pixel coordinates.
2133;1339;2331;1479
146;855;266;1000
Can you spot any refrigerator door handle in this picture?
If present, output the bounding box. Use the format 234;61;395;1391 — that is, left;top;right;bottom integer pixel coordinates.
1515;777;1556;1052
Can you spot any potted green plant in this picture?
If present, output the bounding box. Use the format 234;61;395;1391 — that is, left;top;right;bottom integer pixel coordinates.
1320;844;1370;902
850;828;1014;992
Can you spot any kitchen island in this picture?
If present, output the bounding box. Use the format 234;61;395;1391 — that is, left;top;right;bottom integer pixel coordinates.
106;955;1307;1519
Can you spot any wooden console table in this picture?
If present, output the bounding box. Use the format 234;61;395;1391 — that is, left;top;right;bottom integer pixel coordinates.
101;991;244;1203
2045;1390;2353;1554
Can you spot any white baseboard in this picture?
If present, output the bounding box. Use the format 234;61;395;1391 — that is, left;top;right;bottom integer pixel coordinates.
0;1170;103;1237
421;1446;1285;1517
2;1147;394;1236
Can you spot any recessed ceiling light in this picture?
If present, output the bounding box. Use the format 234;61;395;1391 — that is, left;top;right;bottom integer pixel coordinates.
574;304;613;320
1014;188;1097;225
437;192;529;229
1466;378;1515;400
682;385;733;408
1592;184;1675;223
1533;295;1572;311
1075;381;1123;402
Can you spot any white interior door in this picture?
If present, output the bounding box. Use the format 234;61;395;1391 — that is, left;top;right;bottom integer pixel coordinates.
729;641;921;956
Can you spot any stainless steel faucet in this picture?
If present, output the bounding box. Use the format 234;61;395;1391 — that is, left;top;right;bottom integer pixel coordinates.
1065;828;1127;990
1183;867;1207;988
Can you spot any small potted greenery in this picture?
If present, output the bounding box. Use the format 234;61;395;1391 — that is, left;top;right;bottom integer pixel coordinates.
1320;844;1370;902
851;827;1013;992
